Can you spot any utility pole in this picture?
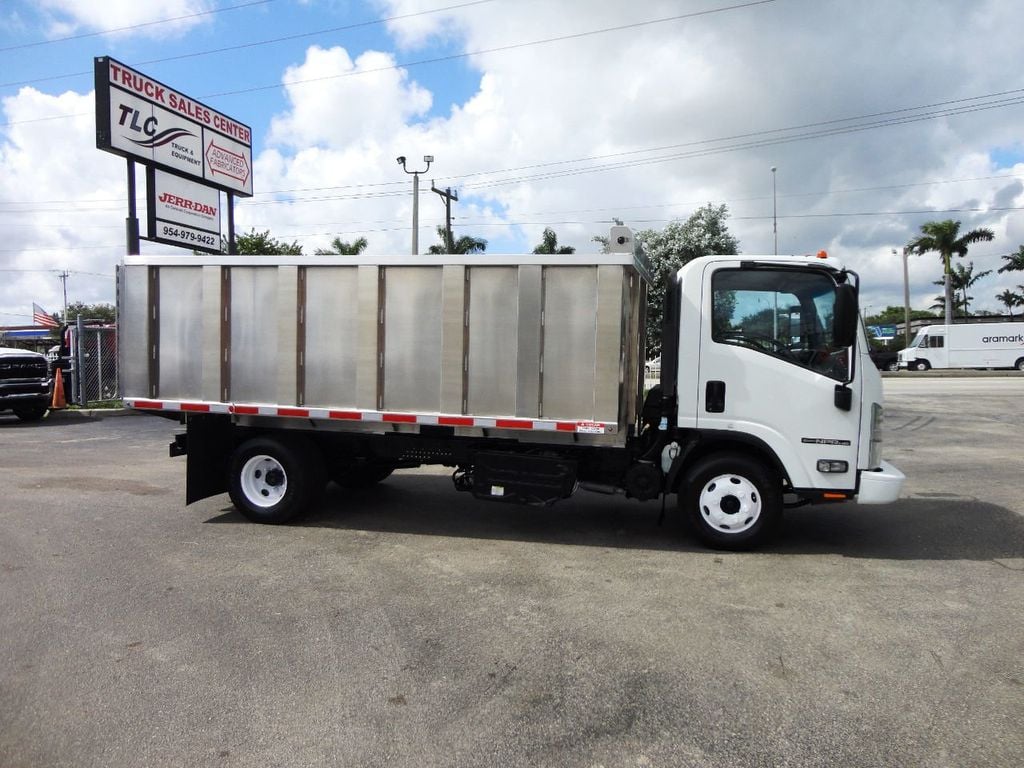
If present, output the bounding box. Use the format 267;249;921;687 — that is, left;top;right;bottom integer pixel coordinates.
58;270;69;322
431;181;458;252
397;154;433;254
771;166;778;255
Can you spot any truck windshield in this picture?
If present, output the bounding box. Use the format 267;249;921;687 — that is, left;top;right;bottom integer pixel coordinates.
711;268;849;380
908;332;923;348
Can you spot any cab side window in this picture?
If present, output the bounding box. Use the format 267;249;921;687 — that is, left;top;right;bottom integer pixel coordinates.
711;268;848;380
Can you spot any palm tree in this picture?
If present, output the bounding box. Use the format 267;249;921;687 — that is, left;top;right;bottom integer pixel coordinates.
315;236;368;255
950;261;992;315
998;245;1024;274
532;227;576;254
426;225;487;255
996;288;1024;317
906;219;994;324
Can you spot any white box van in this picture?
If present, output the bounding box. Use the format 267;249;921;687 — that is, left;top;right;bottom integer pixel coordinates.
898;322;1024;371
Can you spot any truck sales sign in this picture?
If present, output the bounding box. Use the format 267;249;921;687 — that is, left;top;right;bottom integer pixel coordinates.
94;57;253;197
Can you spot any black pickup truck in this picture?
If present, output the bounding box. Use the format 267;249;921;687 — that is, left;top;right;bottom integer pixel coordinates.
0;346;52;421
868;348;900;372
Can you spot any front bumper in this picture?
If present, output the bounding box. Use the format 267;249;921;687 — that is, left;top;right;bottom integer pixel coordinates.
856;460;905;504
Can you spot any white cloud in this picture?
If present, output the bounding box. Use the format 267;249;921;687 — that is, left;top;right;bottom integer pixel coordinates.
0;88;125;322
4;0;1024;325
36;0;213;37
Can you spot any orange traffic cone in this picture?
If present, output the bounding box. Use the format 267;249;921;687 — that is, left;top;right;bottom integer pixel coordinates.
51;368;66;410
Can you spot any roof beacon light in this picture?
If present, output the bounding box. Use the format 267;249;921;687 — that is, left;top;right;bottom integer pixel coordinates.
817;250;828;259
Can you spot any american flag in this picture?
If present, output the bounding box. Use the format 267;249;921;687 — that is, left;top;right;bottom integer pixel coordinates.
33;303;59;328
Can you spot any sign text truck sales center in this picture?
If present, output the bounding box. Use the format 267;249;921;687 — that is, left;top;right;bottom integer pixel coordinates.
94;56;253;254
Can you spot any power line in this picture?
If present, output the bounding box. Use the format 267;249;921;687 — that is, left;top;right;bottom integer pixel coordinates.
206;0;779;99
2;205;1023;255
0;0;776;127
0;0;276;53
0;0;499;90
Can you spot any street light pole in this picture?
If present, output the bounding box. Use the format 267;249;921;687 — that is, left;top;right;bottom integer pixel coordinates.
900;247;910;347
771;166;777;255
397;154;433;255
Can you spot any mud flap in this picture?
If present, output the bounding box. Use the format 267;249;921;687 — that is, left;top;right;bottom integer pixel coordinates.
183;414;233;505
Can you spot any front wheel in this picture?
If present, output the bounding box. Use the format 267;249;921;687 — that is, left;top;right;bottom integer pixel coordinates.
227;435;325;524
13;402;48;422
912;360;930;371
1015;358;1024;372
681;454;782;550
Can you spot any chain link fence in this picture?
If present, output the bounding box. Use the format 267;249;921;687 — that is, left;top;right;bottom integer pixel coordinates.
70;323;118;405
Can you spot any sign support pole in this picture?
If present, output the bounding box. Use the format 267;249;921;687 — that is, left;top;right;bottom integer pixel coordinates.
125;159;140;255
227;193;237;254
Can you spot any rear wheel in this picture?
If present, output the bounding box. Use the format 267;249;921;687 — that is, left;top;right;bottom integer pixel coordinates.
681;453;782;550
886;360;900;372
1015;358;1024;372
227;435;324;524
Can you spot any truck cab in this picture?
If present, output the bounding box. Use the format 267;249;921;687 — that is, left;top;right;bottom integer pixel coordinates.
659;255;902;546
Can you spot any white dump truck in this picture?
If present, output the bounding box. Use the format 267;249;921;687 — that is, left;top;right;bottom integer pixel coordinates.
118;227;903;549
898;321;1024;371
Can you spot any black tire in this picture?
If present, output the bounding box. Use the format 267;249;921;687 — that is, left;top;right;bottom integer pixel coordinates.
886;360;900;372
1015;358;1024;372
912;360;930;371
13;402;49;422
332;463;395;489
227;435;325;524
680;453;782;551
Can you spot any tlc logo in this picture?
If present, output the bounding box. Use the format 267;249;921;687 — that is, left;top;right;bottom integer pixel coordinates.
118;105;157;136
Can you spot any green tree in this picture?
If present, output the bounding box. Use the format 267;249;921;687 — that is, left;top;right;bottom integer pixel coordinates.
315;236;368;255
928;261;993;316
864;306;936;326
997;245;1024;273
996;288;1024;317
234;229;303;255
532;227;575;254
906;219;994;324
638;204;740;356
65;301;116;324
950;261;992;315
426;226;487;255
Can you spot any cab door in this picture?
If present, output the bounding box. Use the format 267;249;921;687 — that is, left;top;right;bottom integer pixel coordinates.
694;262;861;493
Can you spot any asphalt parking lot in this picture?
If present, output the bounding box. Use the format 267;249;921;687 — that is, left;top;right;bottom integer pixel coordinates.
1;377;1022;767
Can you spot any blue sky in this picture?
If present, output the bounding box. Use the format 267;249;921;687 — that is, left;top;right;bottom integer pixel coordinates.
2;0;1024;325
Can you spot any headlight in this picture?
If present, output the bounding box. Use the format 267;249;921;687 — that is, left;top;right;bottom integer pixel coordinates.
868;403;883;469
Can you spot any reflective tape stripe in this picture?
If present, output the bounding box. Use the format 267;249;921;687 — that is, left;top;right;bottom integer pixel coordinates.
124;399;613;433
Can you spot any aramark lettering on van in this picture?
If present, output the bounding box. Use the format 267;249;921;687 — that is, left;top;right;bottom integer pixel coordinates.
981;335;1024;344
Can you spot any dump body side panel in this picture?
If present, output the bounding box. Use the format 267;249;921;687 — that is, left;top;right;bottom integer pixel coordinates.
120;253;650;446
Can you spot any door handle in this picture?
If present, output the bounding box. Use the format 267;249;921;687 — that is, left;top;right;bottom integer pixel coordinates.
705;380;725;413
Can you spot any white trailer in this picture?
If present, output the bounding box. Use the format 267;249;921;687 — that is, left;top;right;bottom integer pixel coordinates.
898;322;1024;371
119;227;904;550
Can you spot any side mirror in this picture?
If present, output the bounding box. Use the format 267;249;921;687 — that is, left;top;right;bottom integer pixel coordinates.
833;284;858;348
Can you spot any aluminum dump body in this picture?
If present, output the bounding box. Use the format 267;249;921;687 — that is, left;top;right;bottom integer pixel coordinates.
119;241;650;445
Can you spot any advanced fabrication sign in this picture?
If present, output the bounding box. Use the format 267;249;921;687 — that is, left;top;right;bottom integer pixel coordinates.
95;56;253;197
147;169;222;253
